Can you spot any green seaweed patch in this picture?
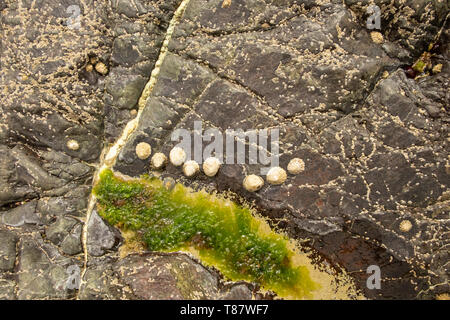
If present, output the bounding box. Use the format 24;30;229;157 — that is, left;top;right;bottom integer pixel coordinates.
93;169;319;298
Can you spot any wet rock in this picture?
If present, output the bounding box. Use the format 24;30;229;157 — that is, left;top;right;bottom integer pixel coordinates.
112;0;148;18
344;0;448;56
1;0;448;300
46;217;78;244
105;69;147;110
424;104;441;118
220;284;254;300
79;252;257;300
37;186;90;220
0;0;167;301
0;279;16;300
1;201;40;227
87;210;119;257
60;224;83;255
16;235;81;299
45;216;82;255
103;0;182;141
0;145;38;206
78;265;129;300
112;0;449;299
115;253;219;299
0;229;18;272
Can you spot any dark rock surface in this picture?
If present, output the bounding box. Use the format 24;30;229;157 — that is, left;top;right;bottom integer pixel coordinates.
1;0;448;299
114;0;449;300
86;209;119;257
0;0;262;300
79;252;257;300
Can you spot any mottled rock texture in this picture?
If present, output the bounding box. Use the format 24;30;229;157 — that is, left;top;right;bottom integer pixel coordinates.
114;0;449;300
1;0;449;299
78;252;257;300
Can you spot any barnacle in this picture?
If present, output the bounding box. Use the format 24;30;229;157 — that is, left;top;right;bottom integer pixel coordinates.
183;160;200;177
243;174;264;192
202;157;221;177
66;139;80;151
151;152;168;170
169;147;186;166
287;158;305;175
266;167;287;185
135;142;152;160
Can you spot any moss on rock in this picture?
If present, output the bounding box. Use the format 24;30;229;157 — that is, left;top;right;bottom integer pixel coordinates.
93;168;319;298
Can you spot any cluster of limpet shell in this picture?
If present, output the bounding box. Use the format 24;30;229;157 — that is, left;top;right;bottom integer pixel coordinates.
243;158;305;192
135;143;306;191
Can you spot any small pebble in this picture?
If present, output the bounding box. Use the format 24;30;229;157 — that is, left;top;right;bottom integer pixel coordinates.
183;160;199;177
266;167;287;185
95;62;108;75
130;109;137;117
203;157;221;177
222;0;231;8
151;153;167;170
169;147;186;166
399;220;413;232
85;64;93;72
287;158;305;174
90;56;98;65
424;104;440;118
370;31;384;44
243;175;264;192
432;64;443;74
404;66;417;79
135;142;152;160
66;139;79;151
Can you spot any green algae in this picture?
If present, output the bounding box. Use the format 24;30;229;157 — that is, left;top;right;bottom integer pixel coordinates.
93;169;319;298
